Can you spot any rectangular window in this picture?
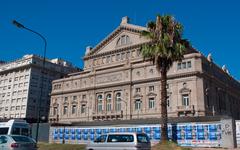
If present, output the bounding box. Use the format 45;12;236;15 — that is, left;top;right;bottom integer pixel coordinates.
53;107;58;115
19;76;24;80
98;104;103;112
116;54;120;61
23;90;27;94
73;96;77;101
149;98;155;109
177;63;181;70
17;91;22;95
81;104;86;114
137;134;150;143
22;97;26;102
149;86;154;92
107;103;111;112
121;53;125;60
135;88;141;93
21;105;26;110
24;82;28;87
116;103;121;112
11;106;15;111
126;52;130;59
64;97;68;103
16;106;20;110
25;75;29;79
187;61;192;68
182;94;189;106
182;62;186;69
12;127;20;135
18;83;23;87
107;135;134;143
63;106;68;115
13;91;17;96
72;105;77;114
82;95;86;100
11;99;16;103
135;99;141;110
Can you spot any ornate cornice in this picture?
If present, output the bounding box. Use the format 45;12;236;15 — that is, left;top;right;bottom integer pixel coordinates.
84;43;147;60
51;71;202;96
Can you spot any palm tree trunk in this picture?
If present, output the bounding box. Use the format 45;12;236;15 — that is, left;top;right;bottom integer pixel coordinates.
160;67;168;142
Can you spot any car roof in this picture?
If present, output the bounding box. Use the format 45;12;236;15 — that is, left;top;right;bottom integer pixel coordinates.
106;132;146;135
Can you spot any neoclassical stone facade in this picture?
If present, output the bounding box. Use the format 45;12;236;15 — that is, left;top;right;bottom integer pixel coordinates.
49;17;240;123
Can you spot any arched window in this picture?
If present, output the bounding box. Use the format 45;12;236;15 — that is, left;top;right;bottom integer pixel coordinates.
97;95;103;112
116;35;131;47
115;93;121;111
106;94;112;112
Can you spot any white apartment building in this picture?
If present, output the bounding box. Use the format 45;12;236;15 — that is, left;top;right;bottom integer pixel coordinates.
0;54;79;121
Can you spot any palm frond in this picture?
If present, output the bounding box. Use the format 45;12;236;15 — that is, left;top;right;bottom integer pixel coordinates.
147;21;156;30
141;14;190;72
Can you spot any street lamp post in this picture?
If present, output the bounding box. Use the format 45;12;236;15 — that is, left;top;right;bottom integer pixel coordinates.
12;20;47;144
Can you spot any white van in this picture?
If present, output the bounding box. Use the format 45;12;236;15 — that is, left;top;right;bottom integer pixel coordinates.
0;119;30;136
87;132;151;150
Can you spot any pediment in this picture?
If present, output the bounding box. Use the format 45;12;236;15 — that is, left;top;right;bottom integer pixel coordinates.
147;92;157;97
71;101;78;105
133;93;143;98
52;102;58;107
179;87;191;93
85;24;149;58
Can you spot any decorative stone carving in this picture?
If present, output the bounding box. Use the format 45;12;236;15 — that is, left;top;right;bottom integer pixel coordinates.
207;53;213;62
85;46;92;55
121;16;129;25
96;73;122;84
222;65;230;74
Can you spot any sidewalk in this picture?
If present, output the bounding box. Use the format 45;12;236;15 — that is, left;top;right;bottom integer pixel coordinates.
192;148;240;150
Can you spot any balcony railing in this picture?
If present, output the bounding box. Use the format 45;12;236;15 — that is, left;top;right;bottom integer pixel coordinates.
176;105;195;112
92;110;123;120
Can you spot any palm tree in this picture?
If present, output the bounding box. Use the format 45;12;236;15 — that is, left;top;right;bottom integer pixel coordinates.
141;15;190;142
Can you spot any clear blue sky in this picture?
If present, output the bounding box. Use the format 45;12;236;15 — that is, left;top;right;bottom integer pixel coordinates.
0;0;239;79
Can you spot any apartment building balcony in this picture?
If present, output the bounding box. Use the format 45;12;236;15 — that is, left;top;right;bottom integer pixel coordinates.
176;105;195;116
